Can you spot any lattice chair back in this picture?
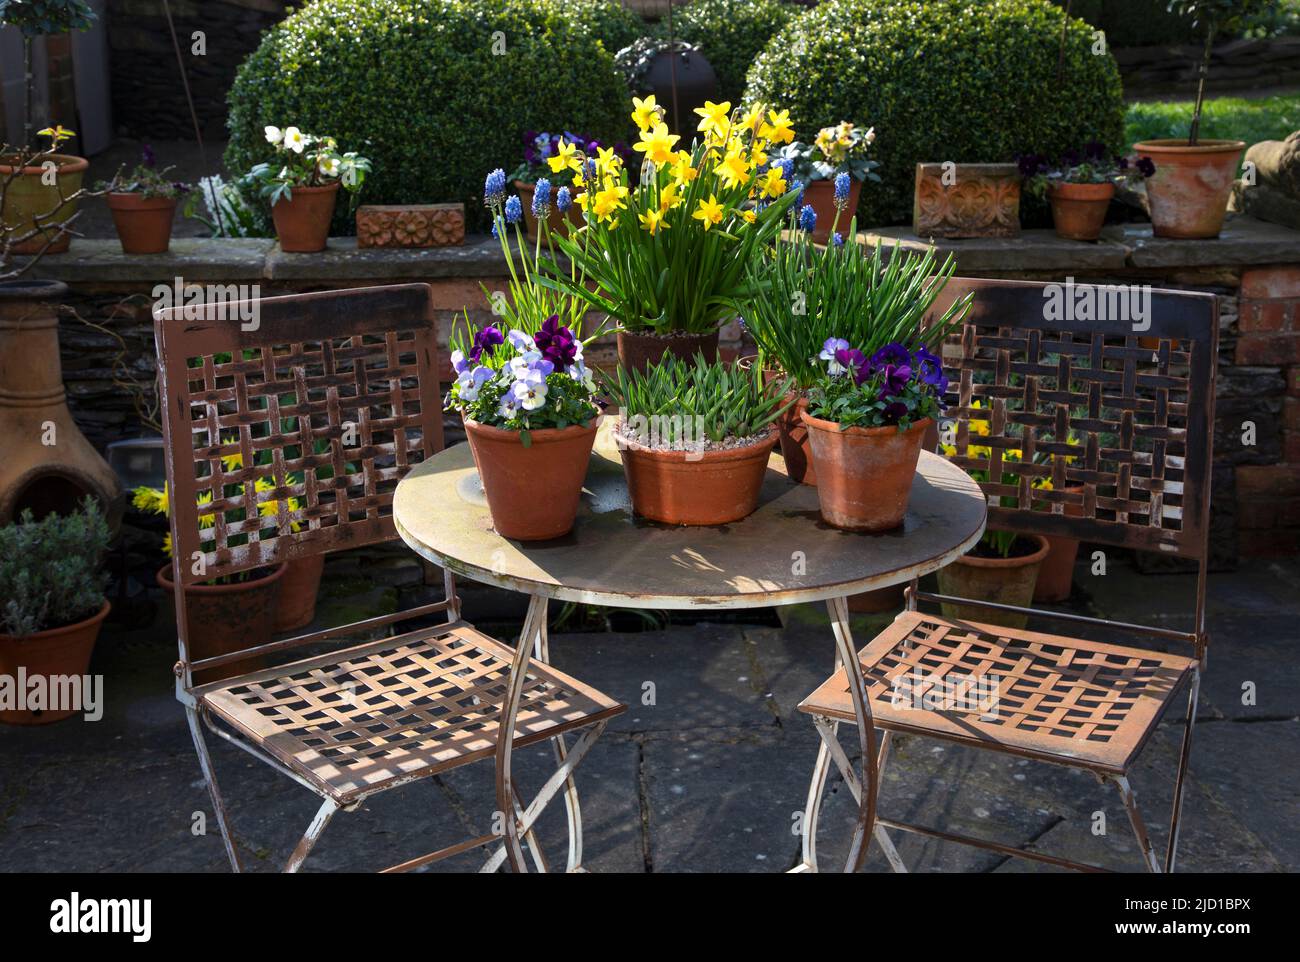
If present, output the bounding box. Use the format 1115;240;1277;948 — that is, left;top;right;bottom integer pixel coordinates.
153;285;444;600
924;278;1218;562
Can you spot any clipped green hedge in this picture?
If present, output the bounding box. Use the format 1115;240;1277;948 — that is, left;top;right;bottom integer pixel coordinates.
226;0;634;231
672;0;800;104
745;0;1126;226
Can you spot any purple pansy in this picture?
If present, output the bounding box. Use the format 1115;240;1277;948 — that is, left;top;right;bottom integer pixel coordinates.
470;325;504;362
533;315;578;368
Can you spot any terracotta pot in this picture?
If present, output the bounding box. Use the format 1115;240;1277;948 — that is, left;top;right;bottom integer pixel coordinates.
617;328;719;375
1133;139;1245;239
780;397;816;485
0;153;88;254
0;600;109;725
800;410;930;531
158;563;285;684
1048;181;1114;242
273;553;326;632
464;417;597;541
847;584;905;614
936;534;1050;629
514;180;572;239
619;424;777;525
802;176;861;245
106;193;178;254
270;182;340;252
1033;486;1085;603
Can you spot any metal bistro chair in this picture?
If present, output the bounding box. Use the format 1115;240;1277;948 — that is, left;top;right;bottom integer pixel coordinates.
798;277;1218;873
155;284;624;873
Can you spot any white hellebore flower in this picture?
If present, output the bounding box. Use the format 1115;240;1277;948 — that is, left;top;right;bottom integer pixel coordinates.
264;125;283;145
862;126;876;145
319;155;341;178
283;126;306;154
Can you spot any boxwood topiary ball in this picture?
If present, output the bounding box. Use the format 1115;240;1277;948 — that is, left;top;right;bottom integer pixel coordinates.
744;0;1126;227
225;0;639;233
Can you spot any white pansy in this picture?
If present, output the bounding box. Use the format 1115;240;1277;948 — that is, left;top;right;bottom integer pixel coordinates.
512;377;549;411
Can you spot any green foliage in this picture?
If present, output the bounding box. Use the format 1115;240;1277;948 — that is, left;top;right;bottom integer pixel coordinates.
0;497;109;638
1048;0;1196;45
225;0;632;232
605;354;794;445
1167;0;1263;34
741;225;971;389
745;0;1126;226
0;0;95;37
1125;94;1300;146
672;0;799;103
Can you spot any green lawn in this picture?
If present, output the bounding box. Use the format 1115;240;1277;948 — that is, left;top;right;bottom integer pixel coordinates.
1124;94;1300;148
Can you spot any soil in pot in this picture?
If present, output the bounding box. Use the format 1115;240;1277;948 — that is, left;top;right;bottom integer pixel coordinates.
465;418;597;541
0;153;88;254
802;177;861;245
1133;139;1245;239
617;329;719;375
936;534;1050;629
800;410;930;531
1048;181;1114;242
618;422;777;525
106;193;178;254
0;600;110;725
158;563;285;684
1033;487;1085;603
271;182;340;252
274;554;326;632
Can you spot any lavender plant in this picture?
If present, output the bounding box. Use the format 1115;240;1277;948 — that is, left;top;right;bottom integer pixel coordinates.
0;496;109;637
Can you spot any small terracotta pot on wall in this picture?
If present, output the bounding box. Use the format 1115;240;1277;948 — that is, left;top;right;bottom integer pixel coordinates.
464;418;598;541
935;534;1050;630
270;182;340;252
106;193;178;254
620;425;777;526
800;411;930;531
514;180;572;239
0;600;109;725
1133;139;1245;239
1033;487;1086;603
1048;181;1114;242
158;563;285;684
777;397;816;485
273;554;326;633
617;329;719;375
801;176;861;245
0;152;87;254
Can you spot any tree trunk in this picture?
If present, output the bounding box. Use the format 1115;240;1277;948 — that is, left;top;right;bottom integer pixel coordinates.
1189;22;1216;147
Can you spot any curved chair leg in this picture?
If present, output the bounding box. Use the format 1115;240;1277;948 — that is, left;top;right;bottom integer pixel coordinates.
494;593;549;872
795;719;837;872
186;705;242;873
1112;774;1161;873
1164;669;1200;873
826;595;879;873
533;615;585;872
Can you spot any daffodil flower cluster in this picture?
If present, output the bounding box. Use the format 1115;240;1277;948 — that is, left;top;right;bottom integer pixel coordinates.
242;125;372;207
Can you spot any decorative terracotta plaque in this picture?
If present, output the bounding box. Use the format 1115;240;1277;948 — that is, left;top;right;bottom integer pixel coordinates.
913;163;1020;238
356;203;466;248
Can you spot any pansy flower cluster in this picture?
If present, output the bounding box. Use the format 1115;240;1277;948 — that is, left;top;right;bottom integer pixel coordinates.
1018;142;1156;197
511;130;633;185
447;316;600;438
807;338;947;431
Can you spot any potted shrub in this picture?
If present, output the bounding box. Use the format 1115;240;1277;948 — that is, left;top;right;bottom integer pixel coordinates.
0;497;110;725
772;121;880;244
242;125;371;251
740;214;970;484
510;130;629;238
0;0;96;254
1020;144;1156;242
606;353;794;525
445;173;603;541
543;95;800;373
1133;0;1258;238
133;478;289;684
100;146;192;254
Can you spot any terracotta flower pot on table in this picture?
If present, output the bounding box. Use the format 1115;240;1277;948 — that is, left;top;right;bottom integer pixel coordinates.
1132;139;1245;239
106;193;178;254
158;563;285;684
800;410;930;531
0;600;109;725
1048;181;1114;242
464;417;598;541
936;534;1050;630
271;182;340;252
619;424;777;526
617;329;719;375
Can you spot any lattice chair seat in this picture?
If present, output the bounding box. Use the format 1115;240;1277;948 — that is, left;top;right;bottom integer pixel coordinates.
799;610;1196;774
195;621;624;806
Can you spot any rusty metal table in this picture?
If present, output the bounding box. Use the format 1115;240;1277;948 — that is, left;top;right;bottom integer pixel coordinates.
393;420;986;872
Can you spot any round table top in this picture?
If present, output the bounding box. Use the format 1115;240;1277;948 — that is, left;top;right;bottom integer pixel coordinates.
394;420;987;610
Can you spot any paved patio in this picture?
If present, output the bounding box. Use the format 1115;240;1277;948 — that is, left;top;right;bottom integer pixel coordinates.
1;554;1295;873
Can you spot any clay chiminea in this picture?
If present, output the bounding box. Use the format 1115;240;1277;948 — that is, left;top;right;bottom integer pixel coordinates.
0;280;123;528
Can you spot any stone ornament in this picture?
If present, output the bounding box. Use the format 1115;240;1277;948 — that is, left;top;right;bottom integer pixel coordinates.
356;204;466;248
913;163;1020;238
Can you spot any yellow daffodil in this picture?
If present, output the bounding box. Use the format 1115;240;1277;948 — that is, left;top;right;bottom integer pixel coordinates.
750;144;768;168
220;452;243;472
740;209;756;224
739;103;765;133
659;181;682;211
760;166;787;199
132;484;168;516
591;182;628;221
639;208;669;234
548;138;578;174
760;108;795;145
716;148;751;190
694;100;731;136
596;145;621;174
693;194;725;230
633;122;680;165
669;150;698;184
631;94;659;132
